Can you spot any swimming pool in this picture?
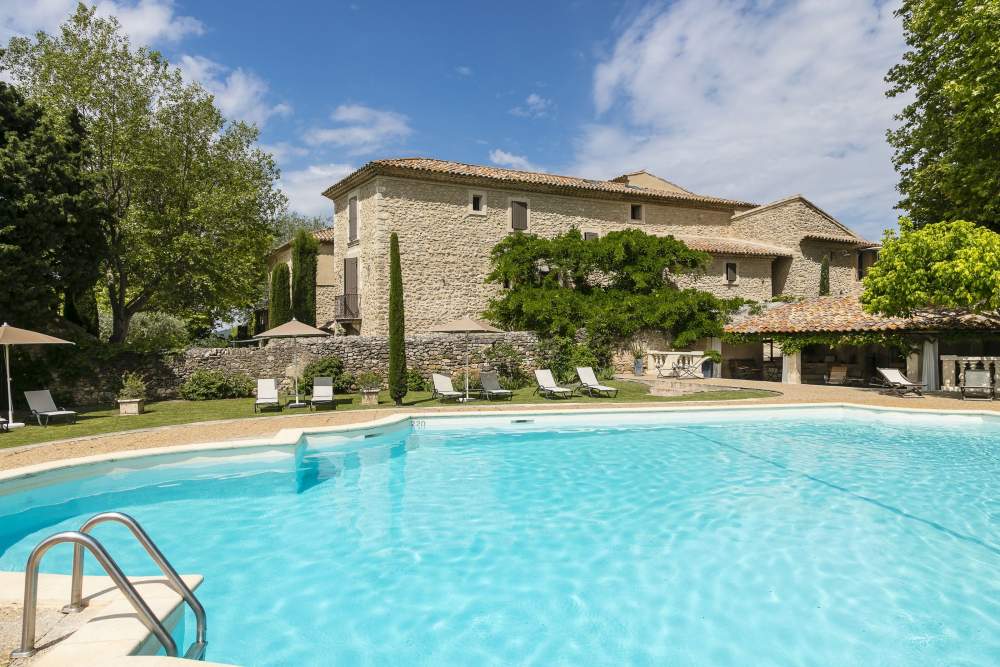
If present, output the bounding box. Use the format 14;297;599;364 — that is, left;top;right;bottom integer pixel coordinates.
1;406;997;665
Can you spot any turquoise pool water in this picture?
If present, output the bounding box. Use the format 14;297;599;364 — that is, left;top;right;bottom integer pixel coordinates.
0;407;997;666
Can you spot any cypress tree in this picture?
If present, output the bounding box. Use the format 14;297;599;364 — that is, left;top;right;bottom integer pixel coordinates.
269;264;292;327
388;232;407;405
819;256;830;296
291;229;318;325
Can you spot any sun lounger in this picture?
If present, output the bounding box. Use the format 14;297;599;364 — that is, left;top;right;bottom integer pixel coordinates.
0;416;7;433
826;364;848;385
534;369;574;399
576;367;618;397
876;368;924;397
254;379;282;412
24;390;77;426
310;376;336;410
432;373;463;401
960;368;993;401
479;371;513;400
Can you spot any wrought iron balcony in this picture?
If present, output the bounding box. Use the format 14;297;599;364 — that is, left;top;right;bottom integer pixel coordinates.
334;293;361;320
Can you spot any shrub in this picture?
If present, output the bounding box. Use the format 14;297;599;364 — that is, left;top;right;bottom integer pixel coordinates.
387;232;407;405
117;372;147;400
819;256;830;296
269;264;291;327
452;367;481;391
356;371;382;391
301;355;353;394
291;229;318;325
189;335;229;348
124;311;189;352
405;368;429;392
482;341;531;388
538;336;608;383
180;370;255;400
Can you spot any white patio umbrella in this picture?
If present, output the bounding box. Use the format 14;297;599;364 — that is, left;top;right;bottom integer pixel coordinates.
254;318;330;407
430;317;501;402
0;323;74;429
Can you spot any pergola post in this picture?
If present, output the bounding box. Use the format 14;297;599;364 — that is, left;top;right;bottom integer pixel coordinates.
781;349;801;384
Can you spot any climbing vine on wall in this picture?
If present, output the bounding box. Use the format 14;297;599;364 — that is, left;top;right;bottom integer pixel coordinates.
722;331;918;355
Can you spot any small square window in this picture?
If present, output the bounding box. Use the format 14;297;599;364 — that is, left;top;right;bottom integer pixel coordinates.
472;195;483;211
470;191;486;214
583;231;599;241
630;204;643;221
725;262;738;283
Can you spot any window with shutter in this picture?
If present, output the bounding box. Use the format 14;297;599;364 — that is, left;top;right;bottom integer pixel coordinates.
725;262;738;283
348;196;358;242
584;232;599;240
511;200;528;230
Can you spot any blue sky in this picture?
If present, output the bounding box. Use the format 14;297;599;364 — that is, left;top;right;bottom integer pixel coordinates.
1;1;907;239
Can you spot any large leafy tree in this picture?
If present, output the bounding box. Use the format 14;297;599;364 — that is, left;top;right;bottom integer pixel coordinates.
485;229;740;353
886;0;1000;229
862;219;1000;317
0;81;106;329
3;4;285;342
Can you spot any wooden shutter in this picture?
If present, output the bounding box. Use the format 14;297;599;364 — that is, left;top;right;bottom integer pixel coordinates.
348;197;358;241
344;257;358;294
511;200;528;230
725;262;738;282
584;232;598;241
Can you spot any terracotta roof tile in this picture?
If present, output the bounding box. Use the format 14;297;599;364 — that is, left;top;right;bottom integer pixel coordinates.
679;236;793;257
312;228;336;242
803;233;877;247
725;296;1000;334
322;157;757;210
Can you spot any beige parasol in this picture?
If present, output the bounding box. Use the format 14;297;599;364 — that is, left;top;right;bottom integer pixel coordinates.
0;323;74;428
429;317;501;401
253;318;331;407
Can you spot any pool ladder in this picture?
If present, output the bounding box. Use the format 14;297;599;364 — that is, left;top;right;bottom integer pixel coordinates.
10;511;207;661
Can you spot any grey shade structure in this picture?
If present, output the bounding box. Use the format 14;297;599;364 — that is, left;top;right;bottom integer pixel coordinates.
0;323;73;429
254;318;330;406
429;317;501;401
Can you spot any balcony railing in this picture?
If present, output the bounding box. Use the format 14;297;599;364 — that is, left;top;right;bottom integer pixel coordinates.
334;293;361;320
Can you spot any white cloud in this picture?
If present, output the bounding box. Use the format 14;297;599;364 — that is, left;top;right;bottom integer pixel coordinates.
577;0;906;239
280;163;356;217
455;65;473;76
1;0;202;45
510;93;552;118
489;149;539;172
260;142;309;163
304;104;412;155
178;55;292;127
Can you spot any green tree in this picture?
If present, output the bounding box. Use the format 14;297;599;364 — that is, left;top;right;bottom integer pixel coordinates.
3;5;285;341
275;212;329;245
0;81;106;329
886;0;1000;230
861;219;1000;316
291;229;319;325
269;264;292;327
387;232;407;405
819;256;830;295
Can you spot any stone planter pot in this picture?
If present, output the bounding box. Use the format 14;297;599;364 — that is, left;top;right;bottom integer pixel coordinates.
633;359;644;376
117;398;145;415
359;389;380;406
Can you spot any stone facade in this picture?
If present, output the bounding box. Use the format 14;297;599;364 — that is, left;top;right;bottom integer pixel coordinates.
672;256;774;301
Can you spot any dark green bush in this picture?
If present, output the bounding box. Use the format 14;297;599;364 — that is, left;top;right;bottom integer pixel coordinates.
179;370;255;400
405;369;429;392
301;355;353;393
538;336;608;383
482;341;531;388
125;311;189;352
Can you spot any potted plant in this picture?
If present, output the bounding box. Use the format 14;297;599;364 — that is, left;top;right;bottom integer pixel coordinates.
117;372;147;415
357;371;382;406
702;349;723;378
630;343;648;376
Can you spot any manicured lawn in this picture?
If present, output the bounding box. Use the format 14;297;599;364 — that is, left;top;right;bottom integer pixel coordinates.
0;380;774;449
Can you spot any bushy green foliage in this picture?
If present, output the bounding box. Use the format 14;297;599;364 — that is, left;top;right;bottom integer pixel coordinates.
886;0;1000;229
124;311;189;352
301;356;354;394
269;264;292;326
482;341;531;388
387;232;407;405
537;336;607;383
189;335;229;348
275;212;329;245
291;229;318;325
357;371;382;391
484;229;740;357
819;256;830;296
862;219;1000;317
179;370;255;400
117;372;147;400
405;369;430;392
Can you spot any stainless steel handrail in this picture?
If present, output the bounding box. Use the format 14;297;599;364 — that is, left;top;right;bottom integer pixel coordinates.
10;531;178;659
65;512;207;658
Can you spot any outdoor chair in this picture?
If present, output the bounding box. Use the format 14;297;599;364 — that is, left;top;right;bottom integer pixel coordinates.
673;355;709;379
576;367;618;397
431;374;463;401
24;390;77;426
534;369;574;399
876;368;924;397
826;364;848;385
479;371;513;400
960;368;993;401
310;377;336;410
254;379;282;412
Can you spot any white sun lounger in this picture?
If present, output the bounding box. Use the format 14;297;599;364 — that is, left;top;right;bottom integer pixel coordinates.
960;368;993;401
431;374;463;401
534;369;574;398
876;368;924;397
479;371;513;400
24;390;77;426
310;376;336;410
254;379;282;412
576;367;618;397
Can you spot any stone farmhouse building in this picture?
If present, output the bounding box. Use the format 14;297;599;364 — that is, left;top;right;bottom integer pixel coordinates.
302;157;877;337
